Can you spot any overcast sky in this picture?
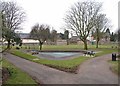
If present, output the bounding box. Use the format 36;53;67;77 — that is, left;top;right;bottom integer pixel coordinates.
4;0;119;33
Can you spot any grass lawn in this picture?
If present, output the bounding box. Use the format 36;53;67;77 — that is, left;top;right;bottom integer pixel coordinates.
22;44;118;56
2;58;37;85
42;44;117;50
12;43;118;51
108;60;119;75
93;48;117;57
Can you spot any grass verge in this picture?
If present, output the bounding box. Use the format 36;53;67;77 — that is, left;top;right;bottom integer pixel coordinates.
2;58;37;85
108;60;119;75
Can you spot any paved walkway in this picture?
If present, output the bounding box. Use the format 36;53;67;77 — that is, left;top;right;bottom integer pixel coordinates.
3;53;118;84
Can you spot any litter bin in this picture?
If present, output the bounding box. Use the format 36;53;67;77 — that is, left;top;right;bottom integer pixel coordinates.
112;53;116;61
91;41;94;45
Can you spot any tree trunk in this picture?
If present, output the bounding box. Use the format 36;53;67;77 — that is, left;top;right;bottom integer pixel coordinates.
83;40;88;50
39;41;43;50
67;39;69;45
96;40;99;48
40;44;42;50
7;40;11;49
96;36;99;48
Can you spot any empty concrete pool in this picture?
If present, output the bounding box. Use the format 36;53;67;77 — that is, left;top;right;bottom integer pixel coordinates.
34;52;83;60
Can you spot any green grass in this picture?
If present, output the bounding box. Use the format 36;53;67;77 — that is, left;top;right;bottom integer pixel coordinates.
108;60;119;75
42;44;117;50
18;43;118;51
10;50;89;73
93;48;117;57
2;58;37;85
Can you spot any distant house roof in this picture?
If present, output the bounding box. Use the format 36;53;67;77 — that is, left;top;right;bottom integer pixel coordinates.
70;36;80;41
19;33;30;39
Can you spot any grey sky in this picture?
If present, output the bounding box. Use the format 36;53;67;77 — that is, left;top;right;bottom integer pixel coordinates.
4;0;119;33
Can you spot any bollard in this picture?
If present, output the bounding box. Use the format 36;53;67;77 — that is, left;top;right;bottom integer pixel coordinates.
112;53;116;61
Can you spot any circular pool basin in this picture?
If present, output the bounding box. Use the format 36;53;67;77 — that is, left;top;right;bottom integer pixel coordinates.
35;52;83;60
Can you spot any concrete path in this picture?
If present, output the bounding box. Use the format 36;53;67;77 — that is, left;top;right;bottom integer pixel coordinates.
3;53;118;84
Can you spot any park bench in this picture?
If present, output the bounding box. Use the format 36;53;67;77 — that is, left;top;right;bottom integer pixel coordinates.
30;50;39;55
84;51;95;56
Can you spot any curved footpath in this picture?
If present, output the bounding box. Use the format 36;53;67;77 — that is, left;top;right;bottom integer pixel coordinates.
3;53;118;84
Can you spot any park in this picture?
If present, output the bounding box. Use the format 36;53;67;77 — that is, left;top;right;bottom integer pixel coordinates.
0;0;119;85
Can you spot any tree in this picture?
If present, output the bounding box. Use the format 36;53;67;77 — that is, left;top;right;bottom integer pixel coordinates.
110;31;118;42
30;24;50;50
0;1;25;49
64;30;69;45
50;29;57;43
106;28;110;34
105;28;110;41
13;33;22;46
0;13;2;39
110;32;115;42
59;33;65;39
94;14;109;48
64;2;102;50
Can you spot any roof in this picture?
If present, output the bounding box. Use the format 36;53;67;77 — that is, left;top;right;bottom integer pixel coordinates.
70;36;80;41
19;33;30;39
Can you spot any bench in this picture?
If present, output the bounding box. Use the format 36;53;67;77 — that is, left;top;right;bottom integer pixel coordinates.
30;50;39;55
84;51;95;56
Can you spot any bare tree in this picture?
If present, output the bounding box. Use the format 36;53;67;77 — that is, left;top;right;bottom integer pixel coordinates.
64;1;102;50
0;1;25;30
94;14;109;48
30;24;50;50
0;1;25;49
105;28;111;41
50;29;57;43
64;30;69;45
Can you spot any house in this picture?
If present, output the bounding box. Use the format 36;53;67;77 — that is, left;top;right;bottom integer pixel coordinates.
19;33;39;44
69;36;96;45
19;33;30;39
99;32;110;44
56;40;67;45
19;33;67;45
69;36;80;44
